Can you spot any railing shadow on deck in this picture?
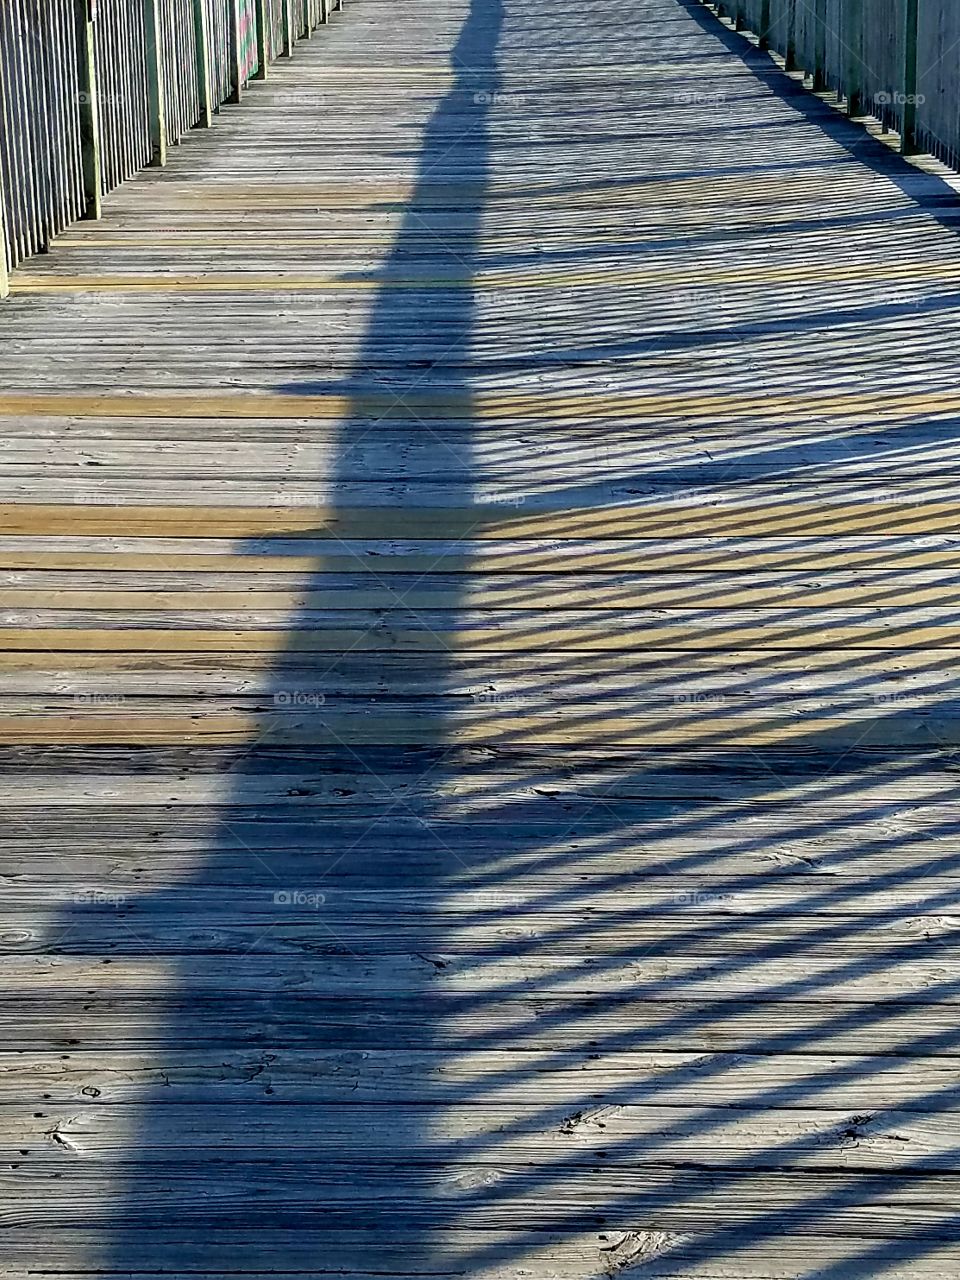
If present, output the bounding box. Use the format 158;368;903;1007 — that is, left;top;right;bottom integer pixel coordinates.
32;0;960;1275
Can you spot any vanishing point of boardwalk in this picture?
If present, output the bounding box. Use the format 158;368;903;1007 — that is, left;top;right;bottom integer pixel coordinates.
3;0;960;1275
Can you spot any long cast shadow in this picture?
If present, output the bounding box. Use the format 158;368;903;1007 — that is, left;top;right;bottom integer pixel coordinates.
93;0;504;1269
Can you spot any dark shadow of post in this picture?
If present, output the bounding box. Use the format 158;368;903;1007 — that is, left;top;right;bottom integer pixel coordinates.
95;0;504;1269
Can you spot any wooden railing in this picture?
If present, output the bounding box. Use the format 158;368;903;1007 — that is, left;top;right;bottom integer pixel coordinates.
0;0;338;298
700;0;960;170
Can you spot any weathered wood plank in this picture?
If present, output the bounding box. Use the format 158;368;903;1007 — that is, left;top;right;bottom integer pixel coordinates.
3;1231;960;1280
8;567;960;609
8;1102;960;1170
0;1047;955;1107
8;1161;960;1235
0;534;959;574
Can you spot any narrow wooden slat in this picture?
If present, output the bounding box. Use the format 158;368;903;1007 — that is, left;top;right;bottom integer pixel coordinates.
143;0;168;167
76;0;102;220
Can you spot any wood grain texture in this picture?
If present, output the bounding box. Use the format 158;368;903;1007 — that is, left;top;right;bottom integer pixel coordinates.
3;0;960;1273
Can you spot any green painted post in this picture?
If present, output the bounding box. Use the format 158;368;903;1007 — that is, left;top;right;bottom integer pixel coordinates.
0;27;10;296
301;0;312;36
227;0;243;102
253;0;268;80
281;0;294;55
0;160;9;298
900;0;920;153
76;0;103;219
784;0;798;70
758;0;770;47
813;0;827;90
844;0;863;113
192;0;213;125
143;0;167;165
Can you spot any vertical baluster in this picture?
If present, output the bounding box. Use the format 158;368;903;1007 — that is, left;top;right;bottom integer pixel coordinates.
253;0;268;79
758;0;770;47
844;0;862;113
900;0;919;153
0;206;8;297
0;11;11;295
192;0;213;124
227;0;243;102
784;0;799;70
281;0;294;55
143;0;167;164
813;0;827;90
76;0;102;218
0;152;8;299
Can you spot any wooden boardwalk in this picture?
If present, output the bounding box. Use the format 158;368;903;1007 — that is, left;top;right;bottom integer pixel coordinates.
5;0;960;1273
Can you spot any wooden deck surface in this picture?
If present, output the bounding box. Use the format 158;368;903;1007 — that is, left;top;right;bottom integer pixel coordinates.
4;0;960;1274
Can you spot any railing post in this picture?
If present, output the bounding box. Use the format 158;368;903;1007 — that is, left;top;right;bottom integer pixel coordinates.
844;0;863;114
0;32;10;297
900;0;919;154
76;0;103;219
227;0;244;102
0;215;8;299
758;0;770;47
784;0;798;70
143;0;167;165
301;0;312;35
282;0;294;55
253;0;268;80
192;0;214;125
813;0;827;90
